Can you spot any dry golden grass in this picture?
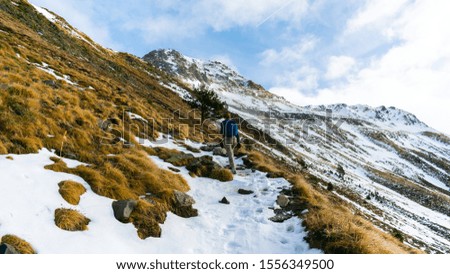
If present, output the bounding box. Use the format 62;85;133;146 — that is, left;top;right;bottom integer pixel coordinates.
290;176;419;254
0;141;7;154
73;165;135;200
58;180;86;205
210;168;234;182
46;150;189;201
129;200;166;239
1;234;36;254
153;147;195;166
247;151;285;176
54;208;91;231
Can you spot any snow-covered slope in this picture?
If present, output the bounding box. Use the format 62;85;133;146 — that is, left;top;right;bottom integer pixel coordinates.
144;49;295;112
0;141;320;254
144;49;450;253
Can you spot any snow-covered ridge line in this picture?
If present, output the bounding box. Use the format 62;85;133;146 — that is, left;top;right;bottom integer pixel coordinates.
30;4;104;52
31;4;56;23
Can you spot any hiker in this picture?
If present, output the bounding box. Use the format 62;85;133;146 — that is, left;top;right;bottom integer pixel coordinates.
220;112;240;174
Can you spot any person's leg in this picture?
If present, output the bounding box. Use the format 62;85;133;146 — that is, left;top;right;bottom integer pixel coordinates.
224;137;236;174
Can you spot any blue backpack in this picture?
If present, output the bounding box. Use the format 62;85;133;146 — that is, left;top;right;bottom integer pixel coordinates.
221;120;238;137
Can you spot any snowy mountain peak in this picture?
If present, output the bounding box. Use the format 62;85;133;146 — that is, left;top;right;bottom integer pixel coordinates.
144;49;432;132
143;49;280;100
305;104;429;132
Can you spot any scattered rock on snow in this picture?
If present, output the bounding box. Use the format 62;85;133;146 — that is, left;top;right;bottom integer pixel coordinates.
199;143;219;152
269;213;292;223
166;153;195;166
219;197;230;204
0;243;18;254
173;190;195;207
212;147;227;156
238;189;254;195
112;199;138;223
266;172;284;178
168;166;180;173
170;190;198;218
184;145;201;153
276;194;289;207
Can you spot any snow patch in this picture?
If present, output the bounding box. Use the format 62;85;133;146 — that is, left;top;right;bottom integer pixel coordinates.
31;4;56;23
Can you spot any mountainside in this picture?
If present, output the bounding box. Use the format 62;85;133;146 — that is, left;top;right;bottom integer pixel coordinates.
0;0;447;254
144;49;450;253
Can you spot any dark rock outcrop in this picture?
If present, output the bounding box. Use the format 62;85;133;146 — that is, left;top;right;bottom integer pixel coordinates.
112;199;138;223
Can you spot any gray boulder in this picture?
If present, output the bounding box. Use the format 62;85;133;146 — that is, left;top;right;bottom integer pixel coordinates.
238;189;254;195
112;199;138;223
212;147;227;156
173;190;195;207
276;194;290;208
170;190;198;218
199;143;219;152
0;243;18;254
269;213;292;223
219;197;230;204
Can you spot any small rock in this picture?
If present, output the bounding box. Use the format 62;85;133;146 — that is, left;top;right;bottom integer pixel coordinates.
219;197;230;204
238;189;254;195
276;194;290;207
168;166;180;173
173;190;196;207
185;145;201;153
269;213;292;223
266;172;283;178
0;243;19;254
212;147;227;156
112;199;138;223
170;190;198;218
199;145;215;152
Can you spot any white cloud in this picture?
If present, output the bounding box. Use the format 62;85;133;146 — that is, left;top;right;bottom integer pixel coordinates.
209;54;239;72
121;0;310;42
270;0;450;134
325;56;356;80
125;16;200;44
201;0;309;30
259;37;319;93
260;37;317;66
346;0;411;34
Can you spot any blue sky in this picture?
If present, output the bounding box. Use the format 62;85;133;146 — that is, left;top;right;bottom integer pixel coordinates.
29;0;450;134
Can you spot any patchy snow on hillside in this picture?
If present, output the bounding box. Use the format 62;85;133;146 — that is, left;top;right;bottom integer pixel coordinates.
31;4;56;23
33;62;76;85
0;140;320;253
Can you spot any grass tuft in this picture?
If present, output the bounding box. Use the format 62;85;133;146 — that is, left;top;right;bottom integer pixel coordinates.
129;200;166;239
210;168;234;182
54;208;90;231
1;234;36;254
58;180;86;205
